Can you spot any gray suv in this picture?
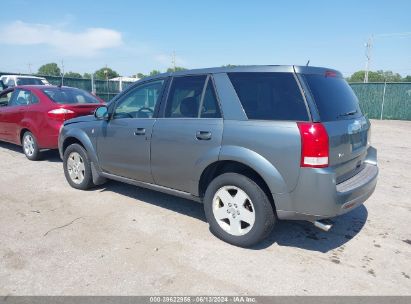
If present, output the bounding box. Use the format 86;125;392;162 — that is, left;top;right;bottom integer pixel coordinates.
58;65;378;247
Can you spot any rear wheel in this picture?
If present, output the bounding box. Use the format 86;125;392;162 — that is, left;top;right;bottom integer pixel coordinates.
22;131;41;161
204;173;275;247
63;143;94;190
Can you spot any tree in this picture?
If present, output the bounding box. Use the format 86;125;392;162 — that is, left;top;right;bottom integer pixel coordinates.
348;70;402;82
134;70;162;79
403;75;411;82
64;72;82;78
166;66;187;72
83;73;92;79
379;70;402;82
38;63;61;76
149;70;161;76
136;73;147;79
221;64;237;68
94;67;120;80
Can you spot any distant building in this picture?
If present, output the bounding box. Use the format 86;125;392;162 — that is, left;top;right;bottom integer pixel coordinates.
110;76;139;91
110;76;139;82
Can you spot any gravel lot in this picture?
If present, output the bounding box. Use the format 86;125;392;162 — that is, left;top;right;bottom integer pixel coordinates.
0;119;410;295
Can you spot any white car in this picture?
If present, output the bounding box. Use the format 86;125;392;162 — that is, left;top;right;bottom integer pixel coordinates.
0;75;51;87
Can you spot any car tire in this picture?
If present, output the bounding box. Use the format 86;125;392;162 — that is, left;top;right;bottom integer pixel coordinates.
63;143;94;190
22;131;41;161
204;173;276;247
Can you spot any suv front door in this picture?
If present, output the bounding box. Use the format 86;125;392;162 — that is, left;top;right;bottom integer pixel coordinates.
96;79;166;182
151;75;223;194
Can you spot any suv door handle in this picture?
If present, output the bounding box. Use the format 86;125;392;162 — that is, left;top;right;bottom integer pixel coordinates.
196;131;212;140
134;128;146;136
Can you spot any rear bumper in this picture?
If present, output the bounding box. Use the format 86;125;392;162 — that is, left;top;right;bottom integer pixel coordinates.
275;146;378;221
36;121;62;149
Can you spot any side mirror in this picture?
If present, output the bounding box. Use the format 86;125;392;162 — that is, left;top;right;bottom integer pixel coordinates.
94;106;109;120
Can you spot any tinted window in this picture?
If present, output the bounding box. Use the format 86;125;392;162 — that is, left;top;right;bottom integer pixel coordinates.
16;78;44;85
304;74;362;121
200;79;221;118
43;88;100;104
165;75;207;118
114;80;164;119
228;72;309;121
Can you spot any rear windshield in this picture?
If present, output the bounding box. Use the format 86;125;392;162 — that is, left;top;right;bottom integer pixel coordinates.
42;88;100;104
16;78;44;85
228;72;309;121
304;74;362;121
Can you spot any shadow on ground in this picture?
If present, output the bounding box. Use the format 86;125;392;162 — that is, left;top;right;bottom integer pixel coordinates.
254;205;368;252
99;180;368;253
0;142;61;162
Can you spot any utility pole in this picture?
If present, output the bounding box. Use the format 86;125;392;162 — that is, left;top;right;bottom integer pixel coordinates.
104;65;109;98
364;35;373;83
60;59;65;86
171;50;176;71
28;63;32;74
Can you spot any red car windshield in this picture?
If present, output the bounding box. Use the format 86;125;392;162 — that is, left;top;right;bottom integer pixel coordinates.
42;88;100;104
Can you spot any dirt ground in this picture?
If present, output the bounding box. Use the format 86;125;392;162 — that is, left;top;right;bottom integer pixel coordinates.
0;119;410;295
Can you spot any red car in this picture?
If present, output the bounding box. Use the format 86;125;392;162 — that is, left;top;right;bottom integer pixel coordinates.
0;85;104;160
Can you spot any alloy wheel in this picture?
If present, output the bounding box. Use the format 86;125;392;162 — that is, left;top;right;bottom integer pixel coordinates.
67;152;86;184
212;186;256;236
23;134;35;157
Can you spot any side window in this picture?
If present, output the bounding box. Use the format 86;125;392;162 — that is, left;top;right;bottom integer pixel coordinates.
8;89;30;106
113;79;164;119
0;90;13;106
165;75;207;118
200;78;221;118
228;72;309;121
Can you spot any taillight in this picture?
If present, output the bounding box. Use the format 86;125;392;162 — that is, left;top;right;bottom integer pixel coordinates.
47;108;76;121
297;122;329;168
325;70;337;77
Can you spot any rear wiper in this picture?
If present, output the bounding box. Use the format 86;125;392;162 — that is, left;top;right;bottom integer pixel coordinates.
338;110;357;118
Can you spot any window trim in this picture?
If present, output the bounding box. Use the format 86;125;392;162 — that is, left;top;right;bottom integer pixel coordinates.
29;91;40;105
208;75;224;119
159;74;223;119
110;77;168;120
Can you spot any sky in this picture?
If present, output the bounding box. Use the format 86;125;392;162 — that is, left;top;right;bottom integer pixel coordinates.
0;0;410;77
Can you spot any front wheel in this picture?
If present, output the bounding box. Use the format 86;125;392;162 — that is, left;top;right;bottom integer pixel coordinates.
63;143;94;190
22;131;41;161
204;173;276;247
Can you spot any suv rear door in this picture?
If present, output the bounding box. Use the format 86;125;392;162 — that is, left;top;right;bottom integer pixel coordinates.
301;71;370;183
150;75;223;193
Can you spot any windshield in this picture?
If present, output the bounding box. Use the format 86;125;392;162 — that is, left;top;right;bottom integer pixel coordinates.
16;78;44;85
304;74;362;121
42;88;100;104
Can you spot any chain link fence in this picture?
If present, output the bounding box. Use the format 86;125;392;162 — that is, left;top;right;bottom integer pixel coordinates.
350;82;411;120
0;72;135;102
